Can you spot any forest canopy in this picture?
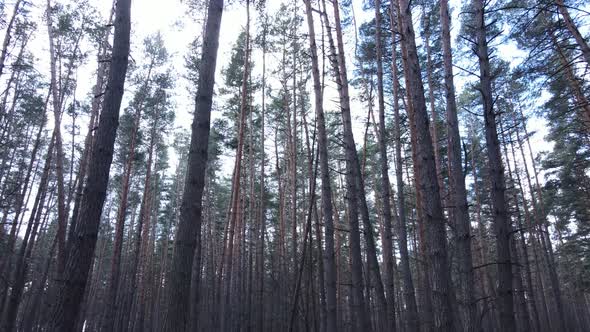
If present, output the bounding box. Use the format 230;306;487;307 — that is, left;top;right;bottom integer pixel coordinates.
0;0;589;331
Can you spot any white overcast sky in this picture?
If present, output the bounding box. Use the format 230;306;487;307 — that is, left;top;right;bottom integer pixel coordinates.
128;0;551;153
16;0;556;178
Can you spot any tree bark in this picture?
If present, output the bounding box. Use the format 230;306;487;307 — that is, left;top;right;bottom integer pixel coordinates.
505;124;541;331
374;2;398;330
514;116;566;331
470;126;501;331
133;107;160;332
473;0;516;329
0;0;22;80
519;107;566;332
322;0;389;330
47;0;131;329
388;5;419;331
102;57;154;332
549;27;590;137
509;131;552;330
321;1;367;329
163;0;223;330
46;0;68;276
0;91;49;288
333;1;389;329
67;2;115;249
422;10;444;193
290;5;299;279
256;14;268;332
439;0;477;329
500;117;532;332
303;2;338;331
0;133;55;332
220;3;249;329
397;0;456;328
555;0;590;66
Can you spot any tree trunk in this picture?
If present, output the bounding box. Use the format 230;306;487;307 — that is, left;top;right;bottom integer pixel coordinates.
555;0;590;66
133;110;160;332
0;0;22;80
47;0;131;329
0;92;49;288
334;0;389;329
519;107;567;332
303;2;338;331
514;117;566;331
103;57;154;332
0;134;55;332
374;2;398;330
473;0;516;329
290;6;299;280
470;127;501;331
397;0;456;328
46;0;68;276
506;127;543;332
257;14;267;332
388;5;419;331
67;2;115;248
220;3;249;329
422;10;444;193
509;131;552;330
322;0;386;330
163;0;223;330
549;27;590;134
439;0;477;329
21;234;57;332
499;117;532;332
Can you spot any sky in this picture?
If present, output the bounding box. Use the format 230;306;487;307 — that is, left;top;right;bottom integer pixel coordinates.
14;0;555;181
127;0;552;161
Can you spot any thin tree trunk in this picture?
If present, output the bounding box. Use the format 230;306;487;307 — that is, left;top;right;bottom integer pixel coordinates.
322;1;370;330
21;234;57;332
549;27;590;133
508;132;552;330
290;3;299;281
519;107;566;332
500;117;532;332
388;5;419;331
0;0;22;80
257;14;268;332
288;148;318;332
514;117;566;331
439;0;477;329
469;124;502;331
121;183;150;332
220;3;249;330
374;2;398;330
133;109;160;332
504;124;540;332
46;0;68;276
0;92;49;288
337;0;389;328
422;10;443;192
303;2;337;331
555;0;590;66
103;57;154;332
0;134;55;332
